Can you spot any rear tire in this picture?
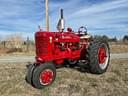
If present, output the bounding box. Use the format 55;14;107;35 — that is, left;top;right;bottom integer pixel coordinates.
87;40;110;74
32;62;56;89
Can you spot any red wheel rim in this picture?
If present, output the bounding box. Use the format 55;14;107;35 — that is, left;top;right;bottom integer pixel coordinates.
39;69;54;85
99;47;106;64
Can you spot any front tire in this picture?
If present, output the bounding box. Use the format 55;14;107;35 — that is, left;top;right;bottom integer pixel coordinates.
32;62;56;89
25;64;36;85
87;40;110;74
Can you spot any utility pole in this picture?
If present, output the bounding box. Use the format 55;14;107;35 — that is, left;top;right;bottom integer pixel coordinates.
45;0;49;31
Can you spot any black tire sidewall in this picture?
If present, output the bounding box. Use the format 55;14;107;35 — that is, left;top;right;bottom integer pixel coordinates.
25;64;35;84
88;40;110;74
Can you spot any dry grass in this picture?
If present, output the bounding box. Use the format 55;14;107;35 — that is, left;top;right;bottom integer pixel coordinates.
0;48;35;56
0;48;8;55
110;43;128;53
0;59;128;96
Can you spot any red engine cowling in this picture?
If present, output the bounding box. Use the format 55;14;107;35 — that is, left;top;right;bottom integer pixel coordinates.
35;32;54;57
35;31;87;64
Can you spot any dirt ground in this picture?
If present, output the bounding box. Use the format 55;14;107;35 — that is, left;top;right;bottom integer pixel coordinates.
0;59;128;96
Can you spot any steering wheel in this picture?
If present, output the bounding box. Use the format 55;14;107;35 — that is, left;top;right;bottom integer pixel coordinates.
78;26;87;35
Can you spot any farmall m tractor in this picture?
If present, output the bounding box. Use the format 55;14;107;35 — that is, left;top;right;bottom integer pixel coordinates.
25;9;110;89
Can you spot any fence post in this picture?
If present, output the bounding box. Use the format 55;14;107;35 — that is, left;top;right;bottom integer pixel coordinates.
3;41;6;49
26;37;30;52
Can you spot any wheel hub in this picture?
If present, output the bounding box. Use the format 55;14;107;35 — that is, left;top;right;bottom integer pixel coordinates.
99;47;106;64
39;69;53;85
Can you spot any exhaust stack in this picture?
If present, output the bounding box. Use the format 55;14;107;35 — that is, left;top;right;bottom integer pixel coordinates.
57;9;65;32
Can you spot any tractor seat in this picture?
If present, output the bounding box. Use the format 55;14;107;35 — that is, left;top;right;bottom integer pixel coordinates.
80;34;92;39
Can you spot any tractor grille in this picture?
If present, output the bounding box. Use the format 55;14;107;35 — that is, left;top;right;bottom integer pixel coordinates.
35;36;48;56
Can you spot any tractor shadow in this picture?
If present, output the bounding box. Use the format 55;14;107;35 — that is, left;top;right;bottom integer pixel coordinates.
56;63;91;74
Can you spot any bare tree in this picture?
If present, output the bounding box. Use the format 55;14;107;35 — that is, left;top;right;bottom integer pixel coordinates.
7;33;23;51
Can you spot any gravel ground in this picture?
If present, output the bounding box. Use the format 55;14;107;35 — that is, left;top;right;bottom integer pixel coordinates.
0;56;35;63
110;53;128;59
0;53;128;63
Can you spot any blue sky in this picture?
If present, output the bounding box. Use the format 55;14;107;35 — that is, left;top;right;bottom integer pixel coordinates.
0;0;128;40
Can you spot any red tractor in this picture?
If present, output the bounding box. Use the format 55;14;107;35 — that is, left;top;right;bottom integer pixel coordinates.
25;9;110;89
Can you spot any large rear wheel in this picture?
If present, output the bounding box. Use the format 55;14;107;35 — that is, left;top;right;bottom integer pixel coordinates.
87;40;110;74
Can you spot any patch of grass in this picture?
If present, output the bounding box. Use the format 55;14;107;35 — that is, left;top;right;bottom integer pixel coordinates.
86;77;98;87
0;59;128;96
110;44;128;53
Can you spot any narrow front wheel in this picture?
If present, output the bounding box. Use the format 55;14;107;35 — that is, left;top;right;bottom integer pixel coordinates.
32;62;56;89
